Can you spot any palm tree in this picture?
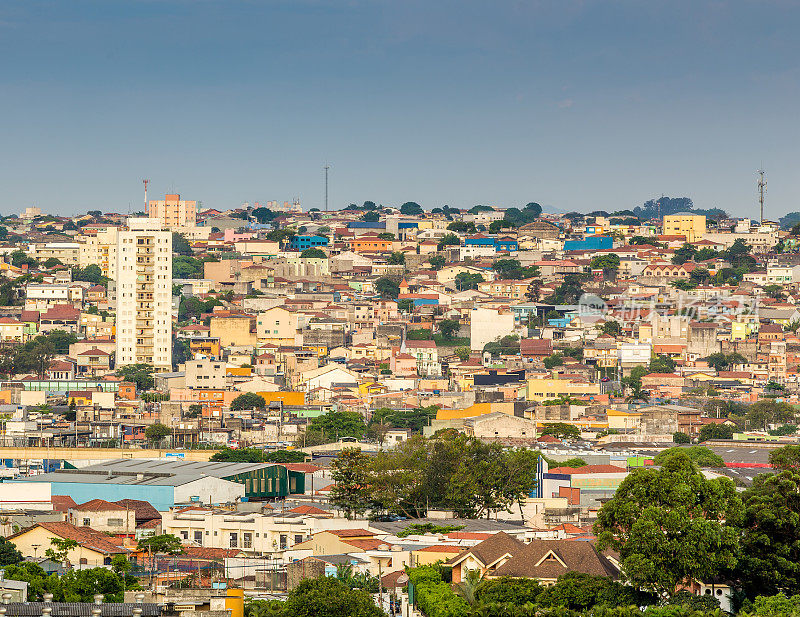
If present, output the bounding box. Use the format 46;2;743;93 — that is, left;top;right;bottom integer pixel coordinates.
455;569;483;607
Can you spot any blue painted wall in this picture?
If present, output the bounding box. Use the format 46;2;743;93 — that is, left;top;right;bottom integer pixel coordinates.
47;482;175;510
563;236;613;251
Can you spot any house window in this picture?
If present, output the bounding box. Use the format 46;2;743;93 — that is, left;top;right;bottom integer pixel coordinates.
280;535;287;549
108;518;123;527
194;531;203;545
243;533;252;548
294;534;303;545
83;518;91;526
229;532;238;548
180;531;188;540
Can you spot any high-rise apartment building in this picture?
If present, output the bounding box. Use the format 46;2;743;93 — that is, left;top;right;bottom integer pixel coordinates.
115;218;173;372
147;193;197;229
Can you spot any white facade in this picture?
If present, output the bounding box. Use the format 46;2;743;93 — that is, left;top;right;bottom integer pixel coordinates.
115;218;173;371
470;307;516;351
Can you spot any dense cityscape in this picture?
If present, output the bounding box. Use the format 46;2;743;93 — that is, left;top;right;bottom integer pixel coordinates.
5;1;800;616
0;196;799;617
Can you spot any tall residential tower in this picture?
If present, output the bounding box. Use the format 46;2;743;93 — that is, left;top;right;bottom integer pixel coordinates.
147;193;197;229
115;218;173;371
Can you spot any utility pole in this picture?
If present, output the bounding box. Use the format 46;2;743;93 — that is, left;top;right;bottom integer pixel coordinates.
143;179;150;214
758;168;767;223
324;164;330;212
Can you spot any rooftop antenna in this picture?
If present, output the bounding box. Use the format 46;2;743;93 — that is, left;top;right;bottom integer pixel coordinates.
324;164;330;212
142;179;150;214
757;167;766;223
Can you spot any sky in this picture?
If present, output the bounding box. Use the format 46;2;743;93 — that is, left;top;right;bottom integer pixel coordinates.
1;0;799;217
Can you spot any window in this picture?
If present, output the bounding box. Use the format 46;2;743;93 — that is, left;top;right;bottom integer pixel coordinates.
294;534;303;545
180;531;188;540
108;518;124;527
229;533;238;548
243;533;252;548
280;535;287;549
83;518;91;526
194;531;203;545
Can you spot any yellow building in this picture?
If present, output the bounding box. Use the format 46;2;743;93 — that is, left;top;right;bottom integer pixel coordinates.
606;408;642;431
526;378;602;402
662;214;706;242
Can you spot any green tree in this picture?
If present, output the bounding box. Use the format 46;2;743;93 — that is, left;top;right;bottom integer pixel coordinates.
172;232;192;256
45;537;78;566
673;431;690;444
653;446;725;468
400;201;423;216
589;253;621;274
769;445;800;470
72;264;106;284
308;411;367;442
594;450;741;597
377;232;395;240
116;363;155;390
375;277;400;299
602;321;621;336
360;211;380;222
0;536;23;565
543;353;564;369
539;422;580;439
252;207;277;224
738;470;800;597
283;576;385;617
454;271;484;290
230;392;267;411
698;423;734;442
387;251;405;265
649;354;676;373
138;533;183;555
437;233;461;250
437;318;460;339
300;247;327;259
428;254;446;270
454;346;470;362
329;448;374;520
536;572;654;611
545;274;585;304
145;422;171;445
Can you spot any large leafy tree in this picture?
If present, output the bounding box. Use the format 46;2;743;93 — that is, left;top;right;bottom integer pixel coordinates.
0;536;23;566
283;576;385;617
116;363;155;390
374;276;400;299
230;392;267;411
738;470;800;597
330;448;374;520
594;450;741;597
307;411;367;442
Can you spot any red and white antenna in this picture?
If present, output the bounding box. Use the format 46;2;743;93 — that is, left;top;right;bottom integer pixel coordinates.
143;179;150;214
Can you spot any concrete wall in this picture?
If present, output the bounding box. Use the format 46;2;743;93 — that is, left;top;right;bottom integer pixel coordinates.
0;482;52;510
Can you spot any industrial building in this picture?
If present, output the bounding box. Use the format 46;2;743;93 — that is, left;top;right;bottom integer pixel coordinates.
16;458;307;511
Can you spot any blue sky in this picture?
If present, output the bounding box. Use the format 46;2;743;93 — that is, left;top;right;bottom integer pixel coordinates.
1;0;799;217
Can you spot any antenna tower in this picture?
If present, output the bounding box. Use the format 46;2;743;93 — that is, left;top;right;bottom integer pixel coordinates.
757;168;766;223
324;164;330;212
143;179;150;214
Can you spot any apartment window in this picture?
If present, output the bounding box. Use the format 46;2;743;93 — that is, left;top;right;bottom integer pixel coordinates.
280;535;287;549
108;518;123;527
243;533;252;548
229;532;238;548
294;534;303;545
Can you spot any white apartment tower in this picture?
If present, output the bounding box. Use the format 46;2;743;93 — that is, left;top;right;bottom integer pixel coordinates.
115;218;173;371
